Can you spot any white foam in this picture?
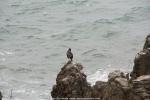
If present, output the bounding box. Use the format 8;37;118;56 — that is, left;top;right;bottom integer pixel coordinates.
4;51;13;55
0;50;13;55
87;70;108;86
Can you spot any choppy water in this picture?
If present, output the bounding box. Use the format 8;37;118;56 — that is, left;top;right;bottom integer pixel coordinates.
0;0;150;100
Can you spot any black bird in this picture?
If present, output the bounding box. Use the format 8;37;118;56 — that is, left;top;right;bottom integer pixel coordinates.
66;48;73;61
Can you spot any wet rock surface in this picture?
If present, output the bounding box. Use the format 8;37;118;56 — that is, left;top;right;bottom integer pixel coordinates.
51;35;150;100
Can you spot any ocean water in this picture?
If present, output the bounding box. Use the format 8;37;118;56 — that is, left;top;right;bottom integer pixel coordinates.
0;0;150;100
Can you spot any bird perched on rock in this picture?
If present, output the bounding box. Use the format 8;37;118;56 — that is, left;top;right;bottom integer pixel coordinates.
66;48;73;61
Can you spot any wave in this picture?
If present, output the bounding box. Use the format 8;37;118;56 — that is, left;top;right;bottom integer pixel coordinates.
87;69;108;86
0;50;13;62
0;51;13;56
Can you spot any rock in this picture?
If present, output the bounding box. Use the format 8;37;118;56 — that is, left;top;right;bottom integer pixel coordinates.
133;75;150;100
51;35;150;100
91;81;107;98
143;34;150;49
108;70;126;81
131;47;150;79
131;35;150;79
51;61;92;99
92;71;150;100
91;70;130;100
102;81;127;100
115;78;128;88
132;75;150;99
108;70;129;90
51;62;150;100
103;71;129;100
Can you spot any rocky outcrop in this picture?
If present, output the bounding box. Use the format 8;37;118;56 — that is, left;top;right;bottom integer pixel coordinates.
51;61;92;99
51;63;149;100
143;34;150;49
91;70;130;100
132;75;150;100
131;49;150;79
51;35;150;100
131;35;150;79
103;71;130;100
51;64;150;100
92;71;150;100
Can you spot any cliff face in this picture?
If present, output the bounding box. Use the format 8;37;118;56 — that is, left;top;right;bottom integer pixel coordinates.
51;35;150;100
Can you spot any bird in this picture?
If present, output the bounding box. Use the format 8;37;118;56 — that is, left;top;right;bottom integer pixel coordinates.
66;48;73;61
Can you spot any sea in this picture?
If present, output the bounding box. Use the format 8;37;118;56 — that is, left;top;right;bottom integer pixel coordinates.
0;0;150;100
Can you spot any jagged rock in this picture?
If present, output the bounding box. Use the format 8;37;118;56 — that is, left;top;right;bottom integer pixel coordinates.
91;81;107;98
98;70;129;100
132;75;150;99
102;81;127;100
131;47;150;79
131;35;150;79
51;35;150;100
51;61;92;99
115;78;129;89
108;70;126;81
88;70;130;100
92;71;149;100
51;62;150;100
